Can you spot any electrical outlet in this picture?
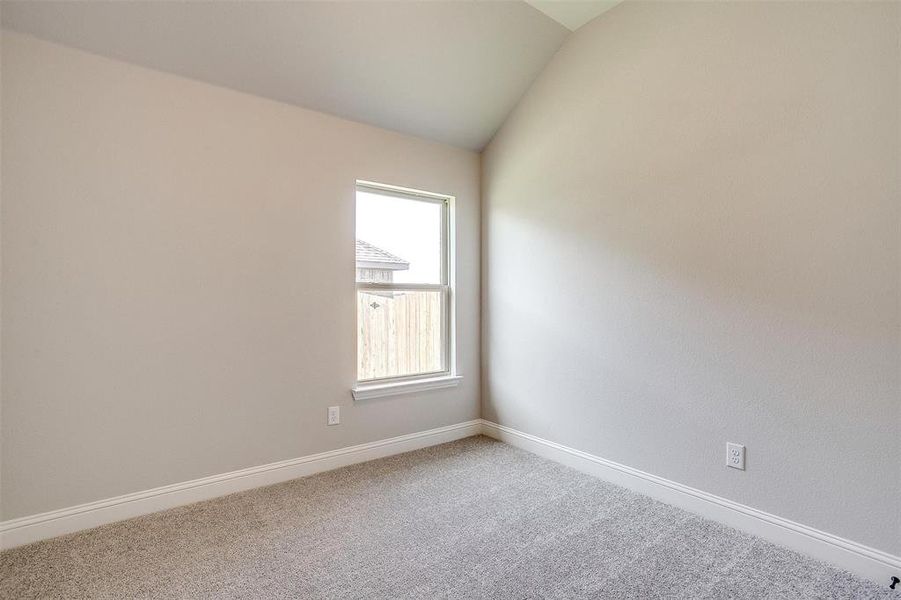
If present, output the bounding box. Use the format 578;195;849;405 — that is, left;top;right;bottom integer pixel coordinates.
327;406;340;426
726;443;745;470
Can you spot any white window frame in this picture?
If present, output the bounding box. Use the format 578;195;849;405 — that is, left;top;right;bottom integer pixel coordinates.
352;180;460;400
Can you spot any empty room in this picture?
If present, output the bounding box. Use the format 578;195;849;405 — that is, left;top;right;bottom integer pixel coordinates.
0;0;899;598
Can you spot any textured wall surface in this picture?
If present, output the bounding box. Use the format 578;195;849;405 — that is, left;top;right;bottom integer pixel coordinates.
1;32;480;519
482;2;900;554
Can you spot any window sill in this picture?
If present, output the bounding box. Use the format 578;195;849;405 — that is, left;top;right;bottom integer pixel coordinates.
352;375;462;401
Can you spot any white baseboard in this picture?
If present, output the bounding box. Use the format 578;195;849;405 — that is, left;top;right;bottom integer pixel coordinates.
4;418;897;589
479;419;900;587
0;419;482;550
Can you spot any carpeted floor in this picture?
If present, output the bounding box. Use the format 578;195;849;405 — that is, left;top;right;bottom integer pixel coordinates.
0;436;894;599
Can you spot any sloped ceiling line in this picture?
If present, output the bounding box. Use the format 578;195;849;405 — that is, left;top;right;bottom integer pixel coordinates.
2;0;589;150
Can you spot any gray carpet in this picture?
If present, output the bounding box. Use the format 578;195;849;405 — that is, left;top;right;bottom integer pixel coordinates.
0;436;894;599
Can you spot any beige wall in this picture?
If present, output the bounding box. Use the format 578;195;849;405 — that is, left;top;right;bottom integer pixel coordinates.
0;32;480;520
482;1;900;555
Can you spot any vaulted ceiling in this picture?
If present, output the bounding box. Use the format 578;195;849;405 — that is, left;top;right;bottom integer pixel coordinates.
1;1;619;150
524;1;622;32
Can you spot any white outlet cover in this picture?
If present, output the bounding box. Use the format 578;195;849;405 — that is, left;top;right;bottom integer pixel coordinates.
327;406;340;426
726;442;745;470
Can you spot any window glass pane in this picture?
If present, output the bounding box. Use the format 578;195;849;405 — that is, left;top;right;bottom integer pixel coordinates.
357;289;443;380
356;190;442;285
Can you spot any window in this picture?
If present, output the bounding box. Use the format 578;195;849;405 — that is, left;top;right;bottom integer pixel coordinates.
353;181;458;398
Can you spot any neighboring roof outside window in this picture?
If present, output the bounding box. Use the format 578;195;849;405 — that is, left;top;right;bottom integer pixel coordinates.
355;239;409;271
